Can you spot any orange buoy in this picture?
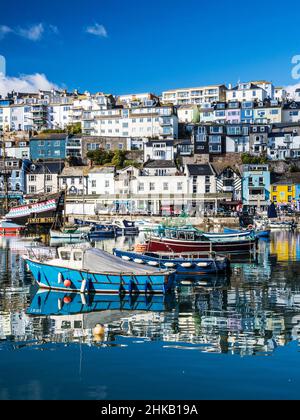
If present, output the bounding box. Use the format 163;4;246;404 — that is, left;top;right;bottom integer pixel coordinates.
63;296;72;304
134;243;148;253
64;279;72;288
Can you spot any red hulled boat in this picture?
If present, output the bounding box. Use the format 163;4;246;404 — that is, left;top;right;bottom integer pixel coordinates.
146;225;257;254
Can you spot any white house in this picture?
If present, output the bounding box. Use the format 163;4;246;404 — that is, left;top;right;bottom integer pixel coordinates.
162;85;227;106
59;166;89;196
26;162;64;196
226;83;268;102
87;166;116;196
144;140;175;161
267;131;300;160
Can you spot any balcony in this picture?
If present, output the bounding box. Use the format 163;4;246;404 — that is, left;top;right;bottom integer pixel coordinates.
159;118;172;126
222;186;234;192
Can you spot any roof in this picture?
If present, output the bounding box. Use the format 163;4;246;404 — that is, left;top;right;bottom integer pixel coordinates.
31;133;68;141
145;140;174;147
143;160;176;169
27;161;65;175
211;162;241;176
282;102;300;110
268;132;294;138
88;166;115;174
187;164;214;176
59;166;89;177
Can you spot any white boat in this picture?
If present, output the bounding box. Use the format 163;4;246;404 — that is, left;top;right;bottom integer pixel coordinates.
50;226;91;240
134;219;159;231
268;221;296;230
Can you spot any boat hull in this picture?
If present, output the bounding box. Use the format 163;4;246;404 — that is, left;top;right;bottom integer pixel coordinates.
25;258;174;295
113;249;230;276
147;237;256;254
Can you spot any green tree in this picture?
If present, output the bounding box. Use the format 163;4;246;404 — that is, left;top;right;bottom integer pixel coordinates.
66;122;82;135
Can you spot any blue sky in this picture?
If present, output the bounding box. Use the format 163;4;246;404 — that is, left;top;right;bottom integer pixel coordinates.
1;0;300;95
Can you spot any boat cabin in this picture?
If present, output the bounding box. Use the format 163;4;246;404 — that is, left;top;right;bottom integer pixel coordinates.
56;247;86;268
156;226;204;241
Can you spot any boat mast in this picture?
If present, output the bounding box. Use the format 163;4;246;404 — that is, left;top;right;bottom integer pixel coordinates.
1;133;9;214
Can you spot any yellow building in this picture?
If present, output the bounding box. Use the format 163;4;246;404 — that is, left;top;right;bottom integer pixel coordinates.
270;182;295;205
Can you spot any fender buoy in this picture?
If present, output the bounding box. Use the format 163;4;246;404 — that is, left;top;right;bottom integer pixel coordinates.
63;296;72;304
248;225;254;230
58;272;63;284
64;279;72;288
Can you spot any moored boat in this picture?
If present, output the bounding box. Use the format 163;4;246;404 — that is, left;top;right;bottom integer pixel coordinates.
0;220;25;236
112;220;139;236
146;225;257;254
113;248;230;276
50;225;91;240
223;227;270;239
24;246;175;295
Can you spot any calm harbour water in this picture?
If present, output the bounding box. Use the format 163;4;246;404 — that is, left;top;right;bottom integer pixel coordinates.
1;232;300;400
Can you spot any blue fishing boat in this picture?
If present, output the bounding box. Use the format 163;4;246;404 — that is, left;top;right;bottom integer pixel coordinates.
223;227;270;239
112;220;139;236
27;289;176;316
113;248;230;276
74;219;116;239
24;246;175;295
88;224;116;240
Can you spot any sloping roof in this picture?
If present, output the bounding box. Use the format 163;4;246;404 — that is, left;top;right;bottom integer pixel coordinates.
31;133;68;141
282;102;300;110
145;140;174;147
187;164;214;176
28;162;65;175
143;160;176;169
59;166;89;177
211;162;241;176
88;166;115;174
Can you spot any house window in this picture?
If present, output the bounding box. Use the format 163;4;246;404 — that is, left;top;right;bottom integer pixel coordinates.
29;175;36;182
177;182;183;191
138;183;144;192
205;185;210;193
150;183;155;191
92;180;96;188
46;186;53;193
273;196;277;202
288;196;292;202
273;186;277;192
288;186;292;192
29;186;36;193
163;183;169;191
46;174;52;182
105;181;110;188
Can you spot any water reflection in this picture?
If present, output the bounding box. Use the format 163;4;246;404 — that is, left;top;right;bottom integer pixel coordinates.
1;232;300;358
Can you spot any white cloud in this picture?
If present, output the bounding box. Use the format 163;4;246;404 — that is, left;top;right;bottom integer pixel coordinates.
86;23;108;38
17;23;45;41
0;25;13;39
0;73;59;97
0;23;59;41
